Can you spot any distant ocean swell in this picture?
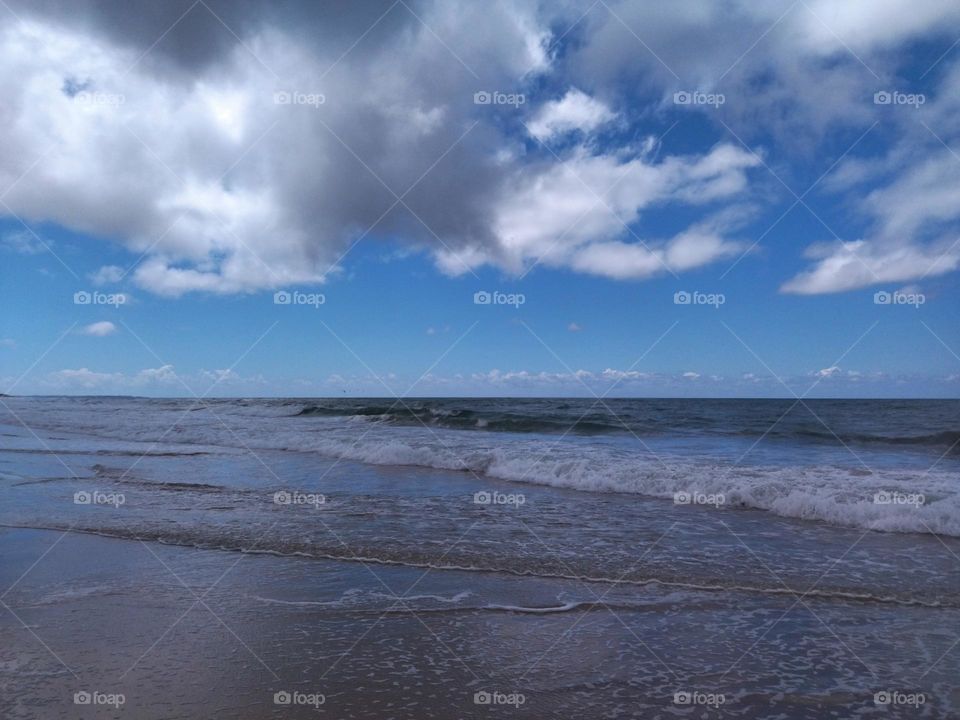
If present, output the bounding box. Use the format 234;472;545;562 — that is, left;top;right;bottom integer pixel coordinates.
291;402;960;450
293;403;619;434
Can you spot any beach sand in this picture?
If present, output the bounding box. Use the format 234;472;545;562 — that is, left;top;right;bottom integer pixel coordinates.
2;526;956;719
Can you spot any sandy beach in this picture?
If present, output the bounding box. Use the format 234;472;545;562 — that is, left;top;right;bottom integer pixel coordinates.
3;525;957;719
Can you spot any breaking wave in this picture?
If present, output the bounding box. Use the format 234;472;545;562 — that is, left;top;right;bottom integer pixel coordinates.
272;435;960;537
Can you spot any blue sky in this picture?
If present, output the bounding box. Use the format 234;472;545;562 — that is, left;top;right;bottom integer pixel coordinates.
0;0;958;397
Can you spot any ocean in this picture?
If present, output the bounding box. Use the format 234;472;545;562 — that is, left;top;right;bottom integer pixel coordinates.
1;396;958;718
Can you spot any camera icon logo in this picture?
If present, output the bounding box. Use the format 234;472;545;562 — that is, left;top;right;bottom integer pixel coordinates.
473;291;492;305
473;491;492;505
274;290;292;305
74;691;92;705
874;91;892;105
473;91;491;105
873;290;891;305
274;690;292;705
74;490;92;504
673;91;691;105
274;91;291;105
474;691;492;705
673;291;691;305
874;691;891;705
673;491;691;505
273;491;292;505
674;691;692;704
74;291;92;305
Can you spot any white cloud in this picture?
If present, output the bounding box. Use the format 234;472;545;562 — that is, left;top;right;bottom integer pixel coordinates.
569;220;745;280
41;364;260;393
437;143;758;278
200;368;240;383
781;239;960;294
797;0;960;55
567;322;582;332
527;88;617;141
136;365;178;383
783;73;960;294
0;6;551;296
80;321;117;336
862;153;960;240
49;368;119;388
570;241;665;279
815;366;842;378
0;4;769;294
599;369;647;381
89;265;125;285
470;369;572;385
1;229;47;254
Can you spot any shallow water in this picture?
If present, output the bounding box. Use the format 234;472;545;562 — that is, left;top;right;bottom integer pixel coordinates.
2;396;958;534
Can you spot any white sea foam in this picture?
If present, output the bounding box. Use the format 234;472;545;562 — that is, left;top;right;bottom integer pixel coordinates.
248;589;472;609
287;435;960;537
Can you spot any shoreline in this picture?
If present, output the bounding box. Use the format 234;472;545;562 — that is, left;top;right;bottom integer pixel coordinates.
0;530;960;720
3;526;957;719
0;523;950;610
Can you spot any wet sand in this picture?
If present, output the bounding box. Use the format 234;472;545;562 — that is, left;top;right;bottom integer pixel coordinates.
2;527;957;719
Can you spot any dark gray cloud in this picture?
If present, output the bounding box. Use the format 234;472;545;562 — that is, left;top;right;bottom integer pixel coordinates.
7;0;420;76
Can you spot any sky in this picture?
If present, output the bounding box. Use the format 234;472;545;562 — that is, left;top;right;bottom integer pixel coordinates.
0;0;958;398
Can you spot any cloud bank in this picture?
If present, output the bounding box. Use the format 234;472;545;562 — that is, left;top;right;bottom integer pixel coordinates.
0;0;958;295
